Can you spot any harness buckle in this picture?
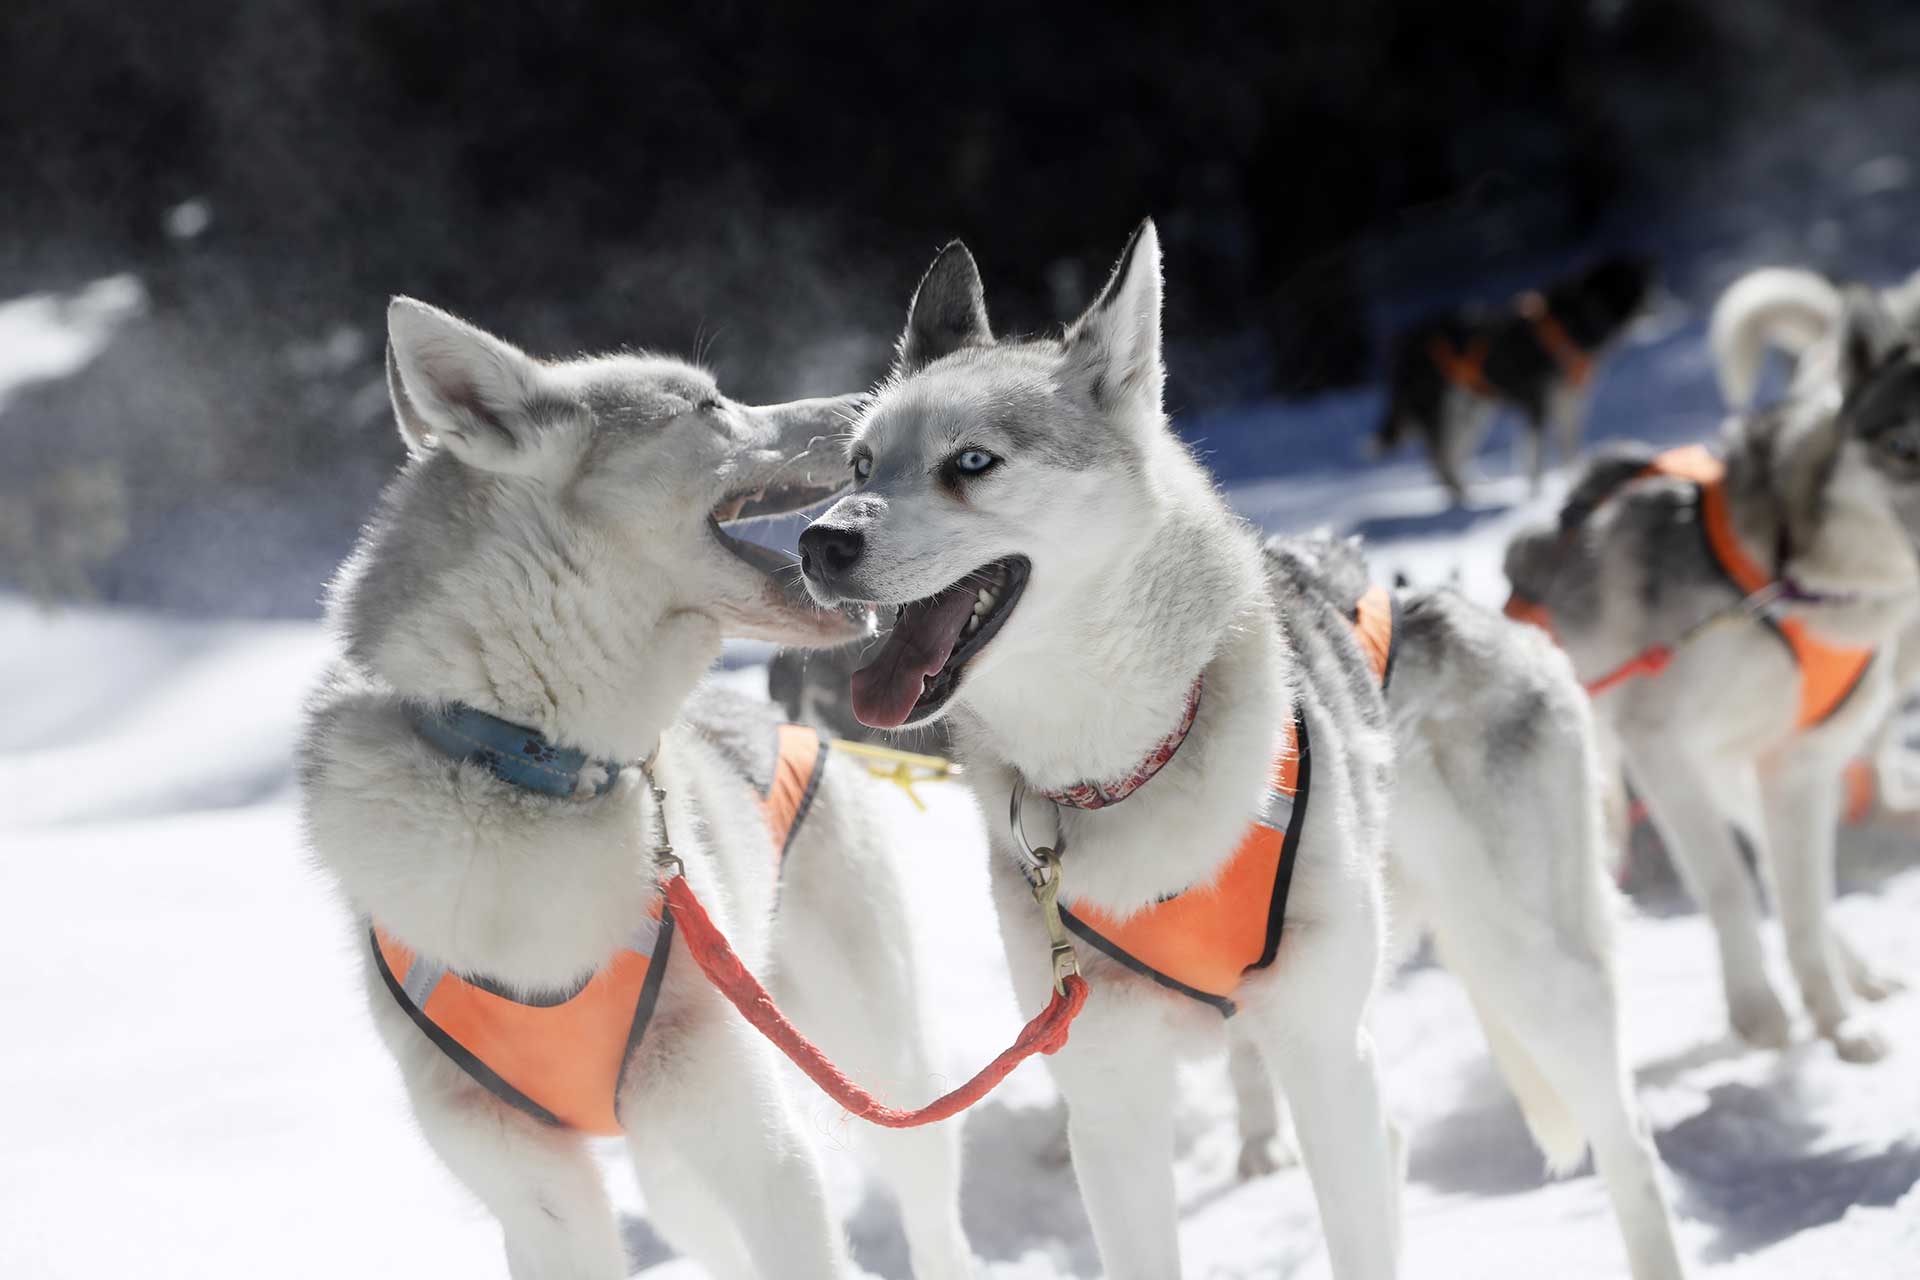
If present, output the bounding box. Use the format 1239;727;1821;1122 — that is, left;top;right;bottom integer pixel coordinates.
1026;847;1080;996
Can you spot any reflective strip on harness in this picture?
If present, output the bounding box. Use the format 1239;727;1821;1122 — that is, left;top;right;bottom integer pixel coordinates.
372;724;829;1134
1055;588;1397;1016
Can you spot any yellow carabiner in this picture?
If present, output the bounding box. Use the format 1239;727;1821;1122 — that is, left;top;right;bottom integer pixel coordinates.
829;739;964;811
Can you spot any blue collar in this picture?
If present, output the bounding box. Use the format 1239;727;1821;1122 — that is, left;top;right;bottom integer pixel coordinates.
406;702;630;799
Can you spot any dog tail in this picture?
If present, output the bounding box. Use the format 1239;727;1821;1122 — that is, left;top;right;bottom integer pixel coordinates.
1470;994;1589;1175
1709;267;1842;409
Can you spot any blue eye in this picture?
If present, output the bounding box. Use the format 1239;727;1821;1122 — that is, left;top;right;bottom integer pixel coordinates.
852;454;873;482
955;450;996;474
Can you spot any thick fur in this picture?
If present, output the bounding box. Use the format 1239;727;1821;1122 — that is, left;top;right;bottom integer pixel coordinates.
802;227;1683;1278
1711;264;1920;409
300;300;972;1280
1508;289;1920;1065
1374;256;1655;505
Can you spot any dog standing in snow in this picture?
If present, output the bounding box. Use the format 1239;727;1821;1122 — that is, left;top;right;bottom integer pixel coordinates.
301;299;973;1278
800;223;1683;1279
1373;256;1655;505
1508;286;1920;1063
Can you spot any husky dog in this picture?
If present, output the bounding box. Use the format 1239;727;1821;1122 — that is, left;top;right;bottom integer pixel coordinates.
800;224;1683;1278
1508;289;1920;1063
1373;256;1655;505
300;300;972;1279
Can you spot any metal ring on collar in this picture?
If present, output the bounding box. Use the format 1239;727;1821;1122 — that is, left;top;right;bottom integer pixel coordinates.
1008;778;1066;873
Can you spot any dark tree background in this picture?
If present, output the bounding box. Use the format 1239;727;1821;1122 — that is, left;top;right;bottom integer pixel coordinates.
3;0;1917;613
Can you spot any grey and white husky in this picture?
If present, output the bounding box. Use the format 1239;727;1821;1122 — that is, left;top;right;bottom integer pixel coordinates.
799;223;1683;1279
1509;287;1920;1063
300;300;972;1279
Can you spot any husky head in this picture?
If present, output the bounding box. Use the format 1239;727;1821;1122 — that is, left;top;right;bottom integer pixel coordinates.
329;299;862;754
1828;287;1920;540
1750;286;1920;623
799;222;1258;735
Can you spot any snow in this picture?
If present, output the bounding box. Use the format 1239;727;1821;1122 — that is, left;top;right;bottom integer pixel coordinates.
0;275;145;413
4;580;1917;1278
3;285;1917;1277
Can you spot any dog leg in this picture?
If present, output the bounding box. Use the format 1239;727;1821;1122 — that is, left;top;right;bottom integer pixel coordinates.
1837;927;1906;1000
1549;381;1590;470
1227;1034;1295;1179
406;1077;627;1280
1392;716;1685;1280
770;773;974;1279
1435;924;1686;1280
1046;1002;1184;1280
1516;408;1546;496
1759;758;1887;1062
1624;743;1791;1047
1242;899;1400;1278
627;1018;850;1280
630;1146;756;1280
770;930;973;1277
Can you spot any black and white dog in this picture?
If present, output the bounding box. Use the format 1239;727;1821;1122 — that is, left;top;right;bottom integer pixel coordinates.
1374;256;1656;504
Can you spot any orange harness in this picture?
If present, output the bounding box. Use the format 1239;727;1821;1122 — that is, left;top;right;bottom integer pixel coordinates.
1427;333;1494;398
1059;587;1398;1015
372;724;827;1136
1505;446;1873;729
1428;292;1595;398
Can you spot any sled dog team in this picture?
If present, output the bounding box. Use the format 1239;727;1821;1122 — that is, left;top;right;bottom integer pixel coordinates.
302;226;1917;1278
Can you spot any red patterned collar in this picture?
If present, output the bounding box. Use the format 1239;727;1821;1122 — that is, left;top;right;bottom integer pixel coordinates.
1036;676;1204;810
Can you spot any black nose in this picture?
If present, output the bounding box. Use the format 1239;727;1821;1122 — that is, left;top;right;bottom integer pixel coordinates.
798;524;864;583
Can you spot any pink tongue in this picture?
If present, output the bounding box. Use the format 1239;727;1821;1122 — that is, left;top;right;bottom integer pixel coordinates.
851;589;979;728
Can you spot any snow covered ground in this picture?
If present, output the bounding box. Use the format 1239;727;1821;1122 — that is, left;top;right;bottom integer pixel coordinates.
3;593;1917;1280
4;278;1918;1278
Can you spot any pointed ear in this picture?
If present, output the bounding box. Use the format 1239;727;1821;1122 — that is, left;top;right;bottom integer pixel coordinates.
386;341;436;458
1839;286;1902;397
1065;219;1164;415
895;242;993;376
385;298;577;474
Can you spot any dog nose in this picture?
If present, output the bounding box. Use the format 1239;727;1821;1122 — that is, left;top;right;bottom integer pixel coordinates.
798;524;864;584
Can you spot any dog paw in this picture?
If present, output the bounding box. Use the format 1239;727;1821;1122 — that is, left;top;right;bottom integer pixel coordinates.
1729;989;1794;1049
1849;966;1906;1002
1236;1137;1296;1181
1825;1017;1890;1064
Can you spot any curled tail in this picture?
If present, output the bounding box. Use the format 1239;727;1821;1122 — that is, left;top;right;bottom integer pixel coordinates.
1709;267;1842;409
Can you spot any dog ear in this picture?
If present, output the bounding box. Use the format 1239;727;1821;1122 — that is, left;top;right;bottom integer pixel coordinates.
895;242;994;376
385;298;579;474
1066;219;1164;416
1838;286;1901;397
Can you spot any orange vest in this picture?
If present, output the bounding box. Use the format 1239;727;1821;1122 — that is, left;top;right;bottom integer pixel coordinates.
372;724;827;1135
1504;445;1873;729
1060;587;1398;1016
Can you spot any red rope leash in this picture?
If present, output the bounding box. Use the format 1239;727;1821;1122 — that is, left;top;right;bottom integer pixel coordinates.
661;873;1089;1128
1583;644;1672;697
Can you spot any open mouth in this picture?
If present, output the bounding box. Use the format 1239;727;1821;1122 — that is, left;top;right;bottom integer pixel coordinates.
707;481;869;642
707;481;846;574
850;556;1030;728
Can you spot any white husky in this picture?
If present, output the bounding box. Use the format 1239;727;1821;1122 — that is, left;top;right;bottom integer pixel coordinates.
300;299;972;1279
799;223;1683;1278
